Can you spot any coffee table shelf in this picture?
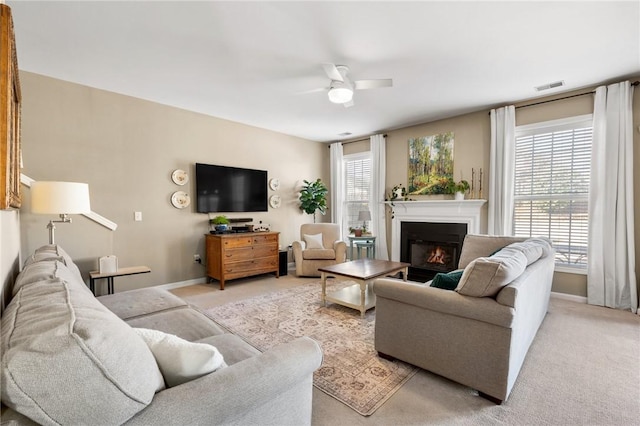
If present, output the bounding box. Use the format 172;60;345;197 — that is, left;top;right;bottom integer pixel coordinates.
319;259;409;318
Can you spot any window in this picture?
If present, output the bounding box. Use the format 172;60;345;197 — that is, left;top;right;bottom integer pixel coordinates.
513;115;592;269
343;152;371;236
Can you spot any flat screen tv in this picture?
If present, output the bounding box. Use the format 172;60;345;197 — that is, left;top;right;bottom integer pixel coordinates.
195;163;268;213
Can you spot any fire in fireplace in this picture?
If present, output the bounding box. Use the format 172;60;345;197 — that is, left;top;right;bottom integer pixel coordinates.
411;242;458;272
401;222;467;281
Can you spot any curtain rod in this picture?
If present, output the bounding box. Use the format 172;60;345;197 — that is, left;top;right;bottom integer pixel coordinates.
327;134;387;147
490;80;639;113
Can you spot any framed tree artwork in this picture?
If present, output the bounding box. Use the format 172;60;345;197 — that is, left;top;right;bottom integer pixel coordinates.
408;132;454;195
1;4;22;210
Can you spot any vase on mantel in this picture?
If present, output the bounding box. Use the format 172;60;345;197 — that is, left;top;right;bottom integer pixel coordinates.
454;192;465;201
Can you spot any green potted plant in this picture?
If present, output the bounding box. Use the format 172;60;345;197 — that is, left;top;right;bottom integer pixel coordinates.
349;226;363;237
210;215;230;232
447;179;470;200
298;179;328;223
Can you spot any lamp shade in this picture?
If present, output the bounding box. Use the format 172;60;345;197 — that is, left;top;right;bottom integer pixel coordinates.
358;210;372;221
31;181;91;214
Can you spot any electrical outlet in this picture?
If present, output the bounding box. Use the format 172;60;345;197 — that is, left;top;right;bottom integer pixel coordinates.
193;254;201;264
134;211;142;221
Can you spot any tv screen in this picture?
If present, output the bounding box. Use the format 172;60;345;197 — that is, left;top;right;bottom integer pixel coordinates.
196;163;268;213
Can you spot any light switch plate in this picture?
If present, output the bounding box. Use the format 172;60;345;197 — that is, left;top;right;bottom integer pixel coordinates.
134;211;142;221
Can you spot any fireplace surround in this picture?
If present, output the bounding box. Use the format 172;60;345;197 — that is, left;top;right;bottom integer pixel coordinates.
401;222;467;281
388;199;487;281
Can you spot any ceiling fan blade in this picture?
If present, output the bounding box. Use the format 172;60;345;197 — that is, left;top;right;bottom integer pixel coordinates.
354;79;393;90
297;87;328;95
322;63;344;82
343;100;355;108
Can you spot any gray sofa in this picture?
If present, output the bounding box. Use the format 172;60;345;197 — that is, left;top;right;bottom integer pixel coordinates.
372;234;555;403
1;245;323;425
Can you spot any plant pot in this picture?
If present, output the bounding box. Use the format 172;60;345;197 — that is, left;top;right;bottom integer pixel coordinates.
354;229;363;237
215;224;228;232
455;192;465;201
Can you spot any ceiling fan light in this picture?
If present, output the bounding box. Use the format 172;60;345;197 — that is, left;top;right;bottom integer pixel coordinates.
328;86;353;104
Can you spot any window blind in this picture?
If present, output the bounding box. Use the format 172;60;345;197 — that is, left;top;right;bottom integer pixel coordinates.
514;117;592;268
344;154;371;232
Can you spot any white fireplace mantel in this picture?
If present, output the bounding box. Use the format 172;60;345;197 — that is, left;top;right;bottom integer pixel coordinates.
386;200;487;261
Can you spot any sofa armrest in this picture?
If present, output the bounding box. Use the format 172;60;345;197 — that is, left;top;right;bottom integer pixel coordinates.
126;336;322;425
372;278;514;328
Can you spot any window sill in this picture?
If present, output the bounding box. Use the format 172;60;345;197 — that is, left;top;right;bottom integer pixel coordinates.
554;265;587;275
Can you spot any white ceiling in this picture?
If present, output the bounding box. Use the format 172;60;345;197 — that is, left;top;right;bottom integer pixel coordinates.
7;1;640;143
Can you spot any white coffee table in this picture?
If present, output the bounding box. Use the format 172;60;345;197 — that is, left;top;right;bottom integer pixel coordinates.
318;259;410;318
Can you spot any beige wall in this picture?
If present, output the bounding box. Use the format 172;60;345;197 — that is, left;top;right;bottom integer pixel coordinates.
18;72;328;294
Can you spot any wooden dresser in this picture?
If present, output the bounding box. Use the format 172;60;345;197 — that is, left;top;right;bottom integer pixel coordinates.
205;232;279;290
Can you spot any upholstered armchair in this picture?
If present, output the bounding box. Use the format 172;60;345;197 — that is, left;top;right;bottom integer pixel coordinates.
292;223;347;277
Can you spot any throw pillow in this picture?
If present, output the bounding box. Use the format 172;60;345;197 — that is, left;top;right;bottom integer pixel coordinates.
430;269;464;290
303;233;324;249
134;328;227;387
455;248;528;297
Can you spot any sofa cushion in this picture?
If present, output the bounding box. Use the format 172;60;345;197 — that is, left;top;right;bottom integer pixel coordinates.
302;249;336;260
123;307;228;341
135;328;227;387
505;240;544;265
13;258;92;297
456;248;528;297
1;278;165;426
196;334;262;366
98;287;189;320
458;234;527;269
23;244;84;284
430;269;464;290
303;233;324;249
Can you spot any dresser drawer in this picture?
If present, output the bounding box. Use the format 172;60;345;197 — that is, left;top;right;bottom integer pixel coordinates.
223;257;278;275
253;245;278;259
253;234;278;245
223;247;254;262
223;237;253;249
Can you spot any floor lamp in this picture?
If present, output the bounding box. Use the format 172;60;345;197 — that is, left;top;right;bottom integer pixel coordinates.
31;181;91;245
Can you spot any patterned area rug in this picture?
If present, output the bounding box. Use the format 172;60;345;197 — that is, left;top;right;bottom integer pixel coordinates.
204;280;418;416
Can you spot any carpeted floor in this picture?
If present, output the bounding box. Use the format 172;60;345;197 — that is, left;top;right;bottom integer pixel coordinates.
203;280;417;416
173;275;640;425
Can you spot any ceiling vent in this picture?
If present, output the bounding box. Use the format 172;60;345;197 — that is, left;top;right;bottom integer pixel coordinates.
338;132;352;137
535;81;565;92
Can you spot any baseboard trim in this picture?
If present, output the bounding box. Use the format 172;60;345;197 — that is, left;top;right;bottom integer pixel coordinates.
551;291;587;304
155;277;205;291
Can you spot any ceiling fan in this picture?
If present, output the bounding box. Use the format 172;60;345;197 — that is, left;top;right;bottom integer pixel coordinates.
318;63;393;108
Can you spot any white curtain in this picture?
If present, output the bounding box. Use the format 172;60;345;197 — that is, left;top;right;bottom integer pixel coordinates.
370;134;389;260
329;142;344;237
488;105;516;235
588;81;637;314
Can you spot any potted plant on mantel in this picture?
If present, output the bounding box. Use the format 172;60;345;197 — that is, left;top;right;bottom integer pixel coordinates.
298;179;328;223
210;215;230;232
447;179;470;200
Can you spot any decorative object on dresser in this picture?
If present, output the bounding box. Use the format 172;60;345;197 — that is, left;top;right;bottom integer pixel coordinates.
209;215;230;232
205;232;279;290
